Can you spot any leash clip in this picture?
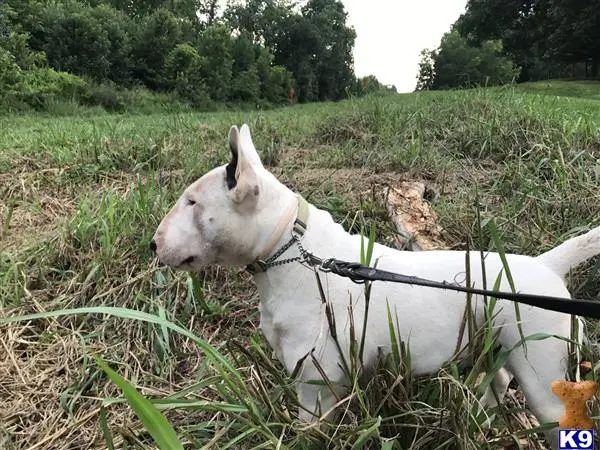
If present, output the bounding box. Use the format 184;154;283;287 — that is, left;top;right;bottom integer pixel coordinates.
319;258;335;272
246;259;268;273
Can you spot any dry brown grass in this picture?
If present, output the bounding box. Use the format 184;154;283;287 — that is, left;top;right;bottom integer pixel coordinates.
0;161;550;449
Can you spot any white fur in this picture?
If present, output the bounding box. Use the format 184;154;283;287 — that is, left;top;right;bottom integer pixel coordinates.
536;227;600;279
152;124;600;449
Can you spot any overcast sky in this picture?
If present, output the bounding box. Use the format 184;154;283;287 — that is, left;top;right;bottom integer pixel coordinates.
343;0;467;92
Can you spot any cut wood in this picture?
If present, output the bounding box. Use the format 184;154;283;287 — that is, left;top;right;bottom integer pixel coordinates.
385;181;445;251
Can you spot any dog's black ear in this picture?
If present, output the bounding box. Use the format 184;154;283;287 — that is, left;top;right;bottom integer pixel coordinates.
225;125;239;189
225;124;260;204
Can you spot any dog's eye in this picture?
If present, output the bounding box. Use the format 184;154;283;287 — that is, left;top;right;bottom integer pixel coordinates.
187;199;196;206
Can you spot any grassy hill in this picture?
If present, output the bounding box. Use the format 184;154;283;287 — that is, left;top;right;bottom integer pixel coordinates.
514;79;600;101
1;81;599;449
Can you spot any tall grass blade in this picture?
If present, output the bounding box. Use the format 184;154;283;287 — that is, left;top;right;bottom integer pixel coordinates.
487;218;526;351
99;405;116;450
94;356;184;450
351;416;381;449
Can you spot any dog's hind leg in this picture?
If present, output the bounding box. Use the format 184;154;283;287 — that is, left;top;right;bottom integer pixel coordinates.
296;380;345;424
480;367;513;408
476;367;514;428
505;341;569;450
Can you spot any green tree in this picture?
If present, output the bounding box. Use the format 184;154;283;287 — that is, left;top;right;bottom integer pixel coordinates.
425;30;520;89
230;32;260;102
266;65;294;103
348;75;396;97
451;0;600;80
302;0;356;101
254;46;294;104
0;2;88;111
415;49;435;91
232;32;256;73
454;0;547;82
1;0;358;108
0;49;23;103
546;0;600;77
255;46;274;97
9;0;132;84
131;8;182;89
225;0;291;45
99;0;209;21
269;14;319;101
197;25;233;101
198;0;220;25
0;4;45;70
225;0;356;102
163;43;209;106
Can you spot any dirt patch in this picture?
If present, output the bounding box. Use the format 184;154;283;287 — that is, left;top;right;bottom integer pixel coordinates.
278;146;322;165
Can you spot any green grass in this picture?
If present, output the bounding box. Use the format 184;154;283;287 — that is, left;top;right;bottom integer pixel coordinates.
515;79;600;101
1;80;599;449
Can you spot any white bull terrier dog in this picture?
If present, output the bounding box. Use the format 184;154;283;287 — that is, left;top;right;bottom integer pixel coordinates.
151;124;600;448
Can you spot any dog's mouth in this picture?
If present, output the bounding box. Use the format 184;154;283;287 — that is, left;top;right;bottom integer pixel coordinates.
177;256;197;268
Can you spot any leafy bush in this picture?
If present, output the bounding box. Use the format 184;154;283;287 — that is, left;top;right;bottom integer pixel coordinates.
1;5;92;112
264;66;295;104
20;68;87;107
81;83;126;112
0;48;22;90
231;67;261;102
0;61;89;111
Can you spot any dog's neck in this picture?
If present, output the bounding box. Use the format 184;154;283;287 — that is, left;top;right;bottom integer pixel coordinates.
250;185;298;255
246;171;359;311
251;194;352;302
250;194;308;266
257;199;299;259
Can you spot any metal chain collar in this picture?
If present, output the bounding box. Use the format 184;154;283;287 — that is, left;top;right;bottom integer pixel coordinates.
246;232;324;273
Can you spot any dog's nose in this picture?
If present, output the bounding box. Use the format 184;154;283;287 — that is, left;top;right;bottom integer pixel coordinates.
149;239;157;252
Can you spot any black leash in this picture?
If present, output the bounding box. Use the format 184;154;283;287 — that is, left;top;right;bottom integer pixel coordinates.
249;226;600;319
314;258;600;320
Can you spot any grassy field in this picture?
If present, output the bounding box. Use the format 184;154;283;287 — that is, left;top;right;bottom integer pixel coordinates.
1;82;600;449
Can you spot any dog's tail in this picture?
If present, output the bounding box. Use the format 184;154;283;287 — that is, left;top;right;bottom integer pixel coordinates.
536;225;600;278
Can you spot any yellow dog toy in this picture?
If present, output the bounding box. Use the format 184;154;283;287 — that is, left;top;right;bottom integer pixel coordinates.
551;379;598;429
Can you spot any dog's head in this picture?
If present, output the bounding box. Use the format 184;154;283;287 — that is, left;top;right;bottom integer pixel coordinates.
151;124;293;270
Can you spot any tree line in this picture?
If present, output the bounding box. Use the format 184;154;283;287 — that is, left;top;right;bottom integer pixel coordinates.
417;0;600;90
0;0;395;113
